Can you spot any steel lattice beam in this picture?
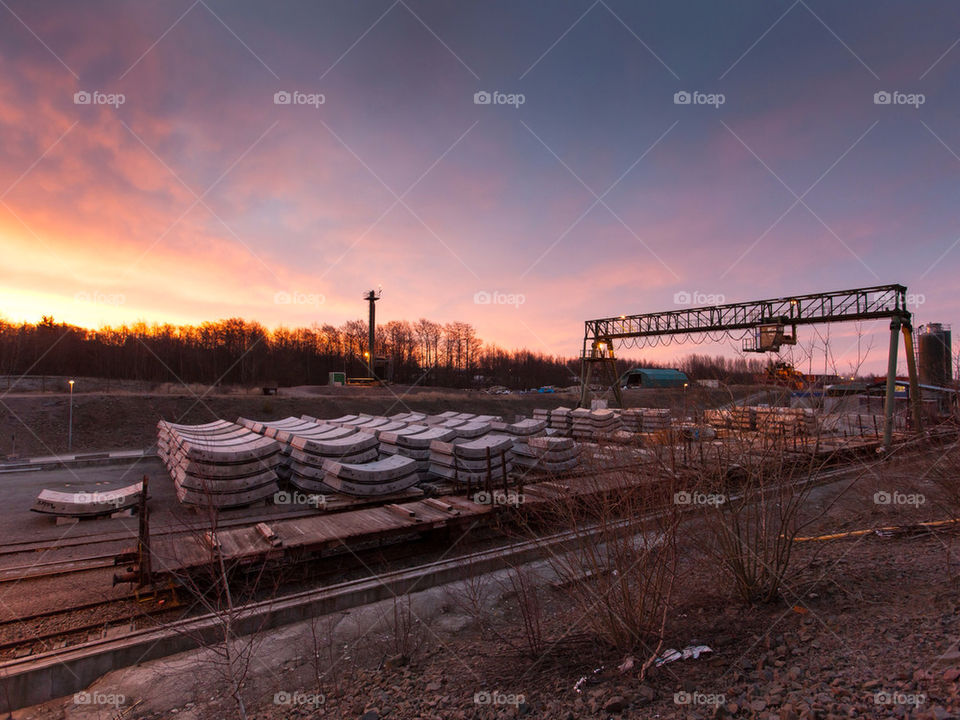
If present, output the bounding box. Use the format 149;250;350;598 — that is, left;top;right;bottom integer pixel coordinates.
584;284;910;345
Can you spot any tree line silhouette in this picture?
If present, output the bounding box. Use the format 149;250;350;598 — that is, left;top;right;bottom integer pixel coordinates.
0;317;767;389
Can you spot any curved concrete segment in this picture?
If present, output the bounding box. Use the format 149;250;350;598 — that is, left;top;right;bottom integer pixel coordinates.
385;427;457;449
289;447;379;470
528;436;576;451
31;481;146;517
450;421;492;439
289;432;377;457
322;454;418;483
321;472;421;496
445;435;514;460
430;463;514;483
175;481;277;508
490;418;547;435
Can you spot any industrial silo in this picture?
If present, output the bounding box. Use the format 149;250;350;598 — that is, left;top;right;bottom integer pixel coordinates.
919;323;952;386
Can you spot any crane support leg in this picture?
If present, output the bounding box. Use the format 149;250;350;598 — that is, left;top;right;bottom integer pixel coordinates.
579;358;592;408
901;322;923;434
883;316;902;447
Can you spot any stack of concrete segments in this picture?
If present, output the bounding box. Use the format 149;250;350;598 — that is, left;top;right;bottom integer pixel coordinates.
491;417;547;438
379;425;456;472
619;408;643;433
364;419;411;437
547;407;572;436
238;416;358;481
389;411;427;422
640;408;672;432
511;436;581;474
428;434;515;484
348;416;393;432
437;417;468;429
240;416;312;438
323;414;365;427
448;421;493;439
754;407;817;436
293;454;421;497
422;411;460;425
703;409;733;429
729;407;755;432
571;408;620;440
287;431;379;493
157;420;281;508
533;408;550;426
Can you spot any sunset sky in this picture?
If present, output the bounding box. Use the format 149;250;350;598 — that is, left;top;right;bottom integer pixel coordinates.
1;1;959;373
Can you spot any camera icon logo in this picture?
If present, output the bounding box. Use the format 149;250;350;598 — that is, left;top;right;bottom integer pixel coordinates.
74;91;91;105
873;490;892;505
674;91;691;105
674;491;692;505
274;291;292;305
274;91;292;105
473;290;492;305
73;692;92;704
473;491;491;505
674;691;692;704
673;290;692;305
274;491;291;505
874;91;891;105
273;691;292;705
474;91;492;105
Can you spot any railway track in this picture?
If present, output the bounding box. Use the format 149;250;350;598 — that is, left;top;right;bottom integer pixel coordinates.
1;446;906;712
0;446;904;662
1;431;948;676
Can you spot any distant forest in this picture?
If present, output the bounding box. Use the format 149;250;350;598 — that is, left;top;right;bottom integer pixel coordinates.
0;317;768;390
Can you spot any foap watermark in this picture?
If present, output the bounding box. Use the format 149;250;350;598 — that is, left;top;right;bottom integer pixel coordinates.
74;290;125;307
274;90;325;108
474;290;525;308
274;491;325;508
474;90;525;108
874;90;925;108
874;490;925;507
74;90;125;108
273;690;325;708
74;691;125;708
274;290;325;307
73;491;130;509
673;290;725;305
874;690;925;707
674;90;725;108
474;690;525;707
674;490;725;507
472;490;524;506
674;690;725;707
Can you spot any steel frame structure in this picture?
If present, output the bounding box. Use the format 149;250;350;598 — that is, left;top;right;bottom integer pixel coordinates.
579;284;923;446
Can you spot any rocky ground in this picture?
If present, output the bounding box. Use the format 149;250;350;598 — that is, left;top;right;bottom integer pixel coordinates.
192;457;960;719
233;531;958;720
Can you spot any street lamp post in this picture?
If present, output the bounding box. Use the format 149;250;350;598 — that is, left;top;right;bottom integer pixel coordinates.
67;379;74;452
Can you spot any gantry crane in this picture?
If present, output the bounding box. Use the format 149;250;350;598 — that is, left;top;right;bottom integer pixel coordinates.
579;284;923;447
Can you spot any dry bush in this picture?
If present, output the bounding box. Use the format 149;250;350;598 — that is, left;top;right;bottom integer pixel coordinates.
497;564;547;658
307;612;346;699
389;594;428;663
521;458;683;664
693;419;841;604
